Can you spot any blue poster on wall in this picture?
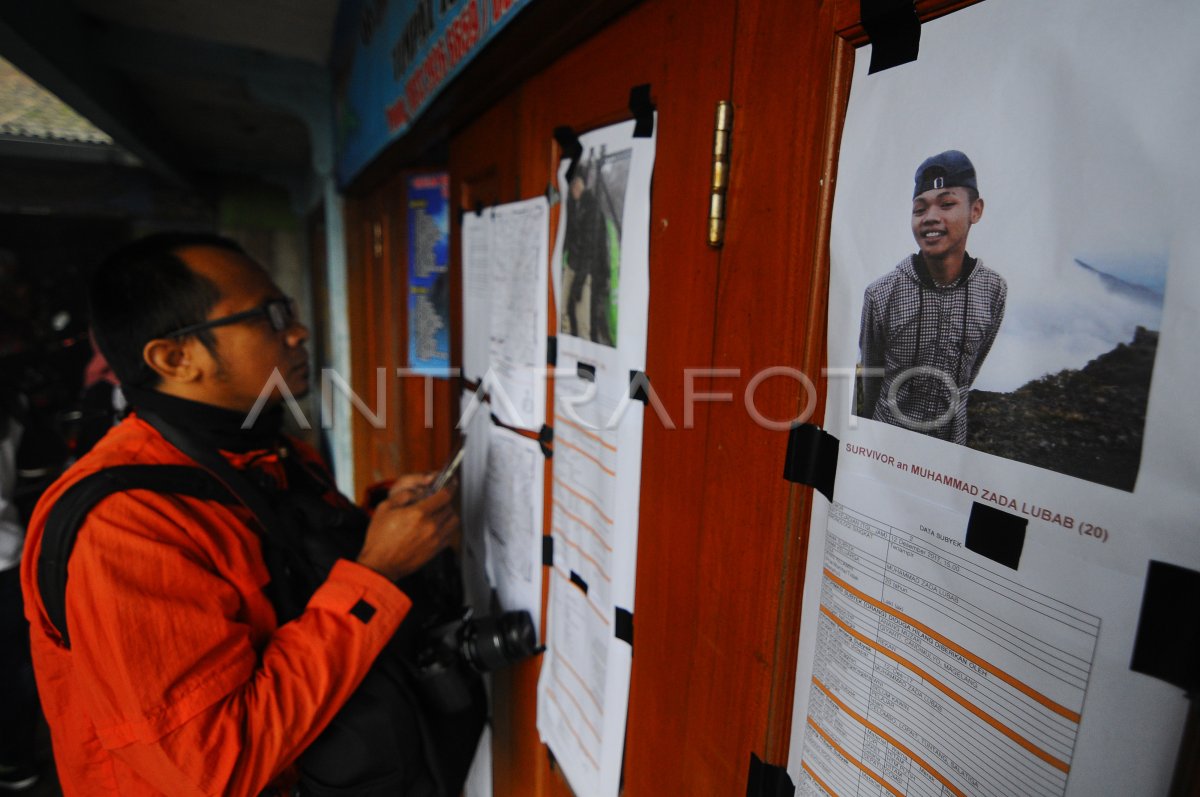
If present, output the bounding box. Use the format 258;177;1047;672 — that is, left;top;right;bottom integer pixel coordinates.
333;0;534;185
407;172;451;374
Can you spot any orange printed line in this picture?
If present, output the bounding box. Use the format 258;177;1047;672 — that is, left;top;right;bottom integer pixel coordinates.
813;677;966;797
556;413;619;452
807;718;903;797
800;761;839;797
556;533;612;582
556;502;614;552
823;567;1082;724
553;476;615;524
820;605;1070;774
585;594;609;625
550;642;602;711
559;437;616;477
545;688;600;769
554;672;600;740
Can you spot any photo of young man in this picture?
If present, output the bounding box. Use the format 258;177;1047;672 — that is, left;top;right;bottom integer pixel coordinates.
856;150;1007;444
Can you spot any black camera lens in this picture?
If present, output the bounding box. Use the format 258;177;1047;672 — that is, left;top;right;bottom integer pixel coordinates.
461;610;539;672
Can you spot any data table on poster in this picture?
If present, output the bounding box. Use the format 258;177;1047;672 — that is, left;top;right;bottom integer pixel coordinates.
797;501;1100;797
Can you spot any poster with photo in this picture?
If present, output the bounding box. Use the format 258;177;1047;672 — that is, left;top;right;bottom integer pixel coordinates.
539;115;655;797
787;1;1200;796
407;172;452;374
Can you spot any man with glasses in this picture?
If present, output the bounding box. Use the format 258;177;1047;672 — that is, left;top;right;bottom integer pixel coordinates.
20;233;460;795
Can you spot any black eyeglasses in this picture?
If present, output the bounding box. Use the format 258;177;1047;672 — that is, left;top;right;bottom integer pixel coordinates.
165;297;297;339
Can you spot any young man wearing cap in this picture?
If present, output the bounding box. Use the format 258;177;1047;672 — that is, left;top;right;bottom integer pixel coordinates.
856;150;1007;444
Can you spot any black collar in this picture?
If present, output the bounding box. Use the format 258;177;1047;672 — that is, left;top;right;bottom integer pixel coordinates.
123;385;284;453
913;252;976;288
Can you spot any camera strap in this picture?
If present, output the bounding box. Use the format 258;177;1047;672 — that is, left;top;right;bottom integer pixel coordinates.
138;409;321;619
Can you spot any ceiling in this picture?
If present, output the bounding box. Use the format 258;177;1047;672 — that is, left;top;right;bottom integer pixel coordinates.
0;0;341;202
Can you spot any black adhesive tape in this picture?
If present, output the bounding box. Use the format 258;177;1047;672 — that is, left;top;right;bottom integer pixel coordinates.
542;535;554;567
553;125;583;182
965;502;1027;571
1131;560;1200;691
539;424;554;459
861;0;921;74
629;370;650;404
614;607;633;647
577;361;597;382
783;423;839;501
569;570;589;595
547;336;557;367
746;753;795;797
629;83;655;138
474;199;485;217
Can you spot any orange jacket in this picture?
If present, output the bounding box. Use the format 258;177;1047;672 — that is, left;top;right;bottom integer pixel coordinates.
20;414;411;796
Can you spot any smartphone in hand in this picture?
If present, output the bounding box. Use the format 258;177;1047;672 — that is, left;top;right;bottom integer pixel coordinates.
427;437;467;496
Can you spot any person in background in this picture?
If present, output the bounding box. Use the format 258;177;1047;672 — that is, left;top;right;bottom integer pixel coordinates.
0;251;41;792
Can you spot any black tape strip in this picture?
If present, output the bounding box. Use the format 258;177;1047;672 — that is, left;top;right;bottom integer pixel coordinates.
629;83;655;138
614;607;633;647
629;370;649;404
965;502;1027;570
577;361;596;382
1131;560;1200;691
474;199;485;217
746;753;795;797
782;423;839;501
861;0;921;74
569;570;589;595
547;336;557;367
542;535;554;567
539;424;554;459
553;125;583;182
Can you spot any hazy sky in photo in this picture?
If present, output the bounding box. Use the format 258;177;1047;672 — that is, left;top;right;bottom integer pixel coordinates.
829;0;1200;392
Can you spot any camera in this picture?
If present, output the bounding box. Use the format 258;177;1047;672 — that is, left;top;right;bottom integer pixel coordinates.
414;607;541;713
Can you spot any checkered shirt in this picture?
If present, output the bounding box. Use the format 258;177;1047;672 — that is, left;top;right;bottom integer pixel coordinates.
857;254;1006;443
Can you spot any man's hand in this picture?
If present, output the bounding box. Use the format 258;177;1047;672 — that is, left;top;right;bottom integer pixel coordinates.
356;475;459;581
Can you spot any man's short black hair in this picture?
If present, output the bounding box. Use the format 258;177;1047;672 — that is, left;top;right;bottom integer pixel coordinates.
89;232;244;388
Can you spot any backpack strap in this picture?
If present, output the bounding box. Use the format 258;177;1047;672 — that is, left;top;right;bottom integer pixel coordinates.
38;464;234;649
136;409;327;611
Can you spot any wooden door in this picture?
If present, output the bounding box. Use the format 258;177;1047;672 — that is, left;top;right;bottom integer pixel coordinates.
449;1;741;793
352;0;991;794
346;169;458;496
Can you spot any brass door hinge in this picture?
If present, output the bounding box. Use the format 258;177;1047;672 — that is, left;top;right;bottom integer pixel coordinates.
708;100;733;248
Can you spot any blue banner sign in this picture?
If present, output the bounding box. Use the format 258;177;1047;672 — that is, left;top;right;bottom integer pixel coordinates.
334;0;533;184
